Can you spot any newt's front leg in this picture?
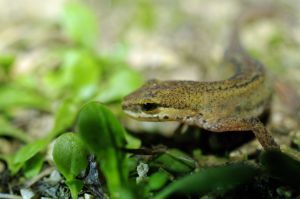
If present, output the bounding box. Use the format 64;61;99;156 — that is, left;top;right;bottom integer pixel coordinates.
197;118;279;150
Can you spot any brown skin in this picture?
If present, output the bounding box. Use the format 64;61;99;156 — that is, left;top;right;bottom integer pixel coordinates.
122;15;279;150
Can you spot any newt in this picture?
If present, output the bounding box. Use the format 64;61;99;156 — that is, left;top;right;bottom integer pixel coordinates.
122;13;279;150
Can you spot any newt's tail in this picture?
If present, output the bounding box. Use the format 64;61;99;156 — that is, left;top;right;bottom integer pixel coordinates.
224;5;278;79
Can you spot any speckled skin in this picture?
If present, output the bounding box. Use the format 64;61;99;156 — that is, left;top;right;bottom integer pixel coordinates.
122;21;279;150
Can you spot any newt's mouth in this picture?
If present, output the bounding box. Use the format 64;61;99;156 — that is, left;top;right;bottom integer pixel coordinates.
123;109;160;121
123;108;182;122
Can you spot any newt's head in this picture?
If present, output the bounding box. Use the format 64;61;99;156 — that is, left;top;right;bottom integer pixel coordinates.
122;79;198;121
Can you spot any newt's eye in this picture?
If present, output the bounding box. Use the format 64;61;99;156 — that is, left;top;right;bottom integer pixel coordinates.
141;103;158;112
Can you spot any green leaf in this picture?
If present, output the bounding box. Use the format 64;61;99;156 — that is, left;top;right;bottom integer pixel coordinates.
23;153;44;179
61;3;99;47
154;163;259;199
0;155;22;175
66;179;83;199
76;102;131;198
96;69;142;103
45;49;101;100
148;171;169;191
5;138;48;174
127;157;138;174
153;149;196;175
0;116;31;142
125;132;141;149
3;99;77;174
14;138;49;165
76;102;127;156
48;99;78;139
260;149;300;186
0;85;49;110
53;133;88;181
7;137;49;175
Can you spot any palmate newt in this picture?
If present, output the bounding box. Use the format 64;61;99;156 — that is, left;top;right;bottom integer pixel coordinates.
122;11;279;150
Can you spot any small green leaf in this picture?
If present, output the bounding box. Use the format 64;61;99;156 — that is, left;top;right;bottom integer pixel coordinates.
76;102;127;152
23;153;44;179
127;157;138;174
76;102;130;198
61;3;99;47
153;149;196;175
0;155;22;175
125;132;141;149
14;139;49;165
166;149;197;169
148;171;169;191
46;49;101;100
66;179;83;199
9;139;49;174
48;99;78;139
53;133;88;181
154;163;259;199
260;149;300;186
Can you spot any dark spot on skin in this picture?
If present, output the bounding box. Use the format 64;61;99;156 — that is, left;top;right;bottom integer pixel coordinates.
163;115;169;119
198;113;203;117
203;120;207;123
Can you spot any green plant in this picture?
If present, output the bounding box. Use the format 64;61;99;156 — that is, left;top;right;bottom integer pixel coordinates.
53;133;89;199
76;102;134;199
